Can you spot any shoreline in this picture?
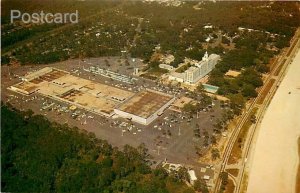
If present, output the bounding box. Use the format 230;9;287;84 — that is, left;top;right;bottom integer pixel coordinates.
246;48;300;193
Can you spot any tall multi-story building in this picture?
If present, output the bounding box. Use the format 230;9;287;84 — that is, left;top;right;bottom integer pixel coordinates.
184;67;201;83
184;51;220;84
168;52;220;84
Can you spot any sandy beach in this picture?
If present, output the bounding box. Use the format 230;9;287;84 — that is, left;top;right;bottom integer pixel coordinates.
246;49;300;193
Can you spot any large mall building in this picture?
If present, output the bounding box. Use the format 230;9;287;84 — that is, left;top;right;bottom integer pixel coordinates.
9;67;175;125
114;89;175;125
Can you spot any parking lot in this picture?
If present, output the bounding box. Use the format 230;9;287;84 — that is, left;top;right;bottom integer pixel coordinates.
2;57;225;180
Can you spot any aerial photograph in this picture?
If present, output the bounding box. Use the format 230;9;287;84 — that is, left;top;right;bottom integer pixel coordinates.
1;0;300;193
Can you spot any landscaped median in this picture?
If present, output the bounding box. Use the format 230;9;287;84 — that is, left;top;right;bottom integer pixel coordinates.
228;107;258;165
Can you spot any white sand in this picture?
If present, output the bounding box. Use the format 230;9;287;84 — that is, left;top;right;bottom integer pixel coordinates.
247;50;300;193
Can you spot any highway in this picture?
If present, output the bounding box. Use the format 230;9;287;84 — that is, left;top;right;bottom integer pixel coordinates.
212;28;300;193
234;28;300;193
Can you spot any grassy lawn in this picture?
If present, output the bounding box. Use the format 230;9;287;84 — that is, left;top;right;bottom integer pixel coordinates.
257;78;275;104
224;178;235;193
274;62;284;76
175;63;191;73
226;169;239;177
228;107;257;165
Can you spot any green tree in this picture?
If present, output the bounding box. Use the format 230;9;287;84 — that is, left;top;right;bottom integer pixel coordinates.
238;68;263;88
211;148;220;160
194;179;209;193
1;105;194;193
182;103;197;114
228;93;245;115
242;84;258;97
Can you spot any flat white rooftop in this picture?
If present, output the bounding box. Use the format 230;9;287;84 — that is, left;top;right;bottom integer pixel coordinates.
9;67;134;116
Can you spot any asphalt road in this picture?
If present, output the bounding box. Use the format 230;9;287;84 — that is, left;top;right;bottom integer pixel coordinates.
212;28;300;193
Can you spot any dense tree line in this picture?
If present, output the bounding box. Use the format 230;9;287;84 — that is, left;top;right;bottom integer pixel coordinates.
2;1;299;65
2;24;58;49
207;39;265;110
1;105;194;193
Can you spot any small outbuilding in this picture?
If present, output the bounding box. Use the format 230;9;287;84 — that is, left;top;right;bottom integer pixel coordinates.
188;170;198;185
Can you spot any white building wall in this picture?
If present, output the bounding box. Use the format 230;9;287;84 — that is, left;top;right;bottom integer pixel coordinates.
185;66;202;84
159;64;174;71
169;74;184;82
114;109;148;125
23;67;53;81
114;96;176;125
8;86;31;95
